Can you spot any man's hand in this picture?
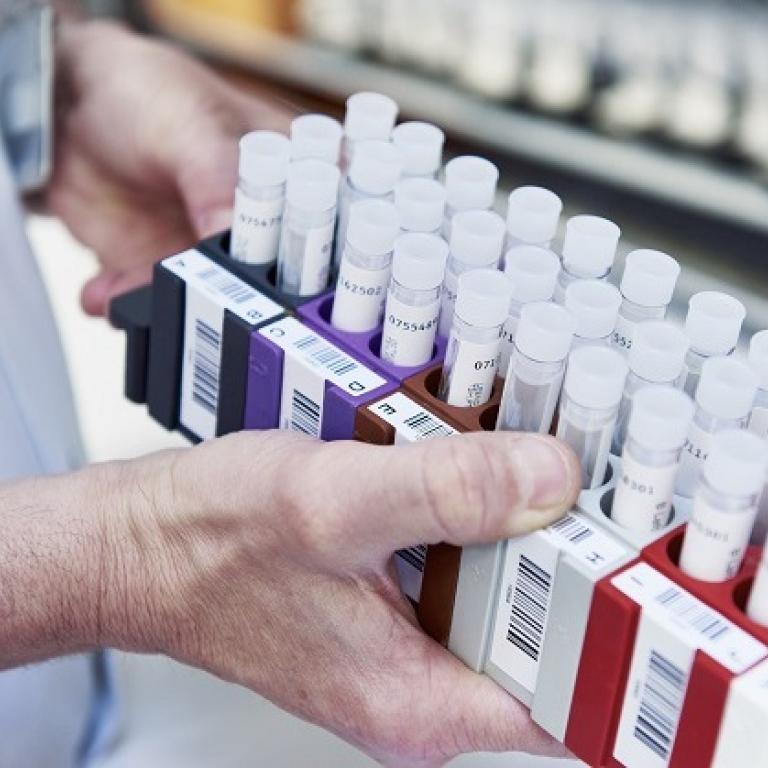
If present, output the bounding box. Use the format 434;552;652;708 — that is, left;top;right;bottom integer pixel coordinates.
47;20;293;316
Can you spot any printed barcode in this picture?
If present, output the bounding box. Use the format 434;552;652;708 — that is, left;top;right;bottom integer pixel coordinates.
506;554;553;663
295;334;358;376
633;649;687;760
549;514;594;544
198;267;257;305
655;587;731;641
403;412;454;440
191;318;221;415
398;545;427;572
289;389;321;436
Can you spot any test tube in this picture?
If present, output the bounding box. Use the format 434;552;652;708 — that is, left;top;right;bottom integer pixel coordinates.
230;131;291;265
610;249;680;353
334;140;403;266
498;245;561;376
553;215;621;304
341;91;399;172
679;429;768;582
394;178;447;235
331;199;399;332
442;156;499;240
438;269;513;408
391;121;445;179
564;279;622;350
612;320;690;454
438;210;506;338
290;114;343;165
276;159;340;296
556;346;629;489
681;291;746;397
496;301;575;434
748;330;768;439
380;233;449;367
747;532;768;626
505;185;563;251
675;356;759;498
611;386;695;533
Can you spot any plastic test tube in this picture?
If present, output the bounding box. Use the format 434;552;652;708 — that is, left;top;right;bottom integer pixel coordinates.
675;356;759;498
505;185;563;251
380;233;449;367
612;320;690;454
564;279;622;350
276;159;341;297
441;156;499;241
681;290;746;397
556;346;629;490
748;330;768;438
553;215;621;304
679;429;768;582
498;245;561;375
334;140;403;266
610;248;680;353
747;531;768;626
331;199;400;332
230;131;291;265
391;121;445;179
394;178;447;235
438;209;506;338
340;91;399;172
611;385;695;533
290;114;343;165
496;301;575;434
438;268;513;408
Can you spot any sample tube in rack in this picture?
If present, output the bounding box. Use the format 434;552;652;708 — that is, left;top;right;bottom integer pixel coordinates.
230;131;291;265
553;215;621;304
612;320;690;454
380;233;449;367
331;199;400;332
341;91;399;172
556;346;629;489
334;140;403;265
290;114;343;165
748;330;768;439
496;301;575;433
499;245;561;375
394;178;447;235
675;356;758;498
564;279;622;349
438;269;513;408
391;121;445;179
610;248;680;353
276;159;341;296
681;290;746;397
438;209;506;337
442;156;499;240
747;531;768;626
679;429;768;582
505;185;562;251
611;385;694;533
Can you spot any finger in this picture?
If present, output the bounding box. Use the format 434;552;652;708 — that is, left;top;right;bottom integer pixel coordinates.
83;266;153;317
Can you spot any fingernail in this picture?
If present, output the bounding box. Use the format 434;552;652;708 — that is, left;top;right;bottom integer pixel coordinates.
523;438;575;511
197;208;233;239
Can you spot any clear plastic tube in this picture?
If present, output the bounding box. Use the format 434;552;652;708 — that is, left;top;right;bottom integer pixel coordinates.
747;534;768;626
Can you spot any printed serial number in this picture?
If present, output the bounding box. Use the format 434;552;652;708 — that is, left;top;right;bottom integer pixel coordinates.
339;279;384;296
387;314;439;332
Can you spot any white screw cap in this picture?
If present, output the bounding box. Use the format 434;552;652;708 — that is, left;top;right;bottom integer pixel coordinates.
620;249;681;308
344;92;399;142
564;279;622;340
449;210;506;267
290;114;343;164
628;385;695;452
286;160;340;212
684;291;746;355
749;330;768;390
562;215;621;278
504;245;561;304
564;346;629;410
506;186;563;245
515;301;576;363
695;356;758;420
391;121;445;177
394;178;447;233
238;131;291;186
346;199;399;256
629;321;690;382
703;429;768;498
392;233;449;290
349;140;403;195
455;269;514;329
444;156;499;212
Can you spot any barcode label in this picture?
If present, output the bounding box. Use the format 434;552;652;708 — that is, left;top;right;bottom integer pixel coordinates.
370;393;459;445
506;554;553;663
289;389;321;436
544;512;629;571
196;267;256;304
549;515;593;544
655;587;730;642
295;334;358;376
395;545;427;602
191;319;221;414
